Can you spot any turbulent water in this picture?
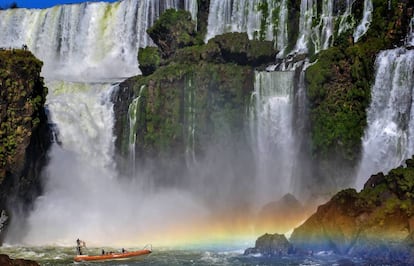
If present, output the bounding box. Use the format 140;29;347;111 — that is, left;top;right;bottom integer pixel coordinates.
0;245;368;265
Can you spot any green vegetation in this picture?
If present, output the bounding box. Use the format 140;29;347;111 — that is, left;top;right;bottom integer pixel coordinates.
138;47;161;76
257;1;269;41
122;61;253;158
0;49;47;180
306;0;413;162
147;9;199;58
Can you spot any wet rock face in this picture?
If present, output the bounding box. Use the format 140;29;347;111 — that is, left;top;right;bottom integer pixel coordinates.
244;233;293;256
0;49;51;243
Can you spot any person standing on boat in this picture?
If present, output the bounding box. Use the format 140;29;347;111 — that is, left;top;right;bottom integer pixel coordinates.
76;238;86;255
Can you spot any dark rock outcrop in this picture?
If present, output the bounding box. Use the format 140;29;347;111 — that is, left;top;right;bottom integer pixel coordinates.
206;32;278;67
244;233;293;256
289;157;414;264
0;254;39;266
0;49;51;243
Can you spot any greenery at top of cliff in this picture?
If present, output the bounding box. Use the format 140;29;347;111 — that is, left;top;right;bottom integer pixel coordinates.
0;49;47;179
306;0;414;162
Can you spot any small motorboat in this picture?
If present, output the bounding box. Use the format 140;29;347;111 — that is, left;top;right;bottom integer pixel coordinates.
74;246;152;262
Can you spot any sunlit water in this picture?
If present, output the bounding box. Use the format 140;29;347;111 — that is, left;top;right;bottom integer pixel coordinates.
0;245;367;265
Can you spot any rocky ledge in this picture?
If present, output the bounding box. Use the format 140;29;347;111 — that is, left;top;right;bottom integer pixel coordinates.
247;157;414;264
0;254;39;266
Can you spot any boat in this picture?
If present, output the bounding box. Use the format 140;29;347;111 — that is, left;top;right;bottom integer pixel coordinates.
73;246;152;262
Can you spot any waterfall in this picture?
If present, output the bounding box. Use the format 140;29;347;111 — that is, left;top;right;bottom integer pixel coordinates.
205;0;284;44
0;0;197;81
205;0;359;56
294;0;314;53
353;0;373;42
311;0;334;53
250;71;296;204
128;86;145;175
184;76;197;166
407;17;414;46
1;0;206;246
338;0;355;36
355;48;414;189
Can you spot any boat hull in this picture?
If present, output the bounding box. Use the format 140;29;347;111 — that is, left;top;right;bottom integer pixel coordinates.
74;249;151;262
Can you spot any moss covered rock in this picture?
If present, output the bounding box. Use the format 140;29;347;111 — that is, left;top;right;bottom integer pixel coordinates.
138;47;161;76
146;9;198;58
0;49;51;243
117;62;253;160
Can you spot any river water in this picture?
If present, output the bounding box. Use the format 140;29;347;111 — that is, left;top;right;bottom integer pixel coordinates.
0;245;366;265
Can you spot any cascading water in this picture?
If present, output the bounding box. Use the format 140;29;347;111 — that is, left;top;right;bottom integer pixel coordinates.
205;0;358;56
353;0;373;42
205;0;285;47
407;17;414;46
0;0;196;81
127;86;145;175
355;48;414;189
250;59;311;205
250;71;296;204
338;0;354;36
1;0;203;246
311;0;334;53
184;77;197;166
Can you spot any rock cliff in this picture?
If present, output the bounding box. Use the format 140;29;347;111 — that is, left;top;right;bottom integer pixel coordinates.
289;157;414;264
246;157;414;264
113;9;277;178
0;49;51;243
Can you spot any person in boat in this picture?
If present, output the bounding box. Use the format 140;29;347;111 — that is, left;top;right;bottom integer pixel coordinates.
102;249;105;255
122;248;125;253
76;238;86;255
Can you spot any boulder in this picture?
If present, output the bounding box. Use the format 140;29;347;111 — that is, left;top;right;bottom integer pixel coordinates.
208;32;277;67
244;233;292;256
